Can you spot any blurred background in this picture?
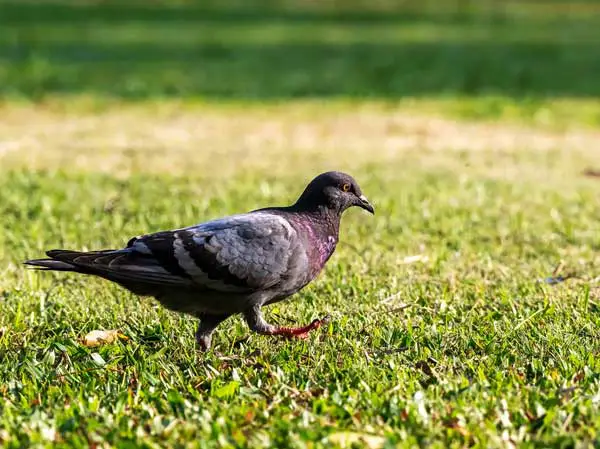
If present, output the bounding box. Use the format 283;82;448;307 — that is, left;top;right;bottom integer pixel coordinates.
2;0;600;104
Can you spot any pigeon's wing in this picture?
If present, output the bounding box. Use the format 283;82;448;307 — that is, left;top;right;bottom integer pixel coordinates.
29;213;299;295
128;212;297;293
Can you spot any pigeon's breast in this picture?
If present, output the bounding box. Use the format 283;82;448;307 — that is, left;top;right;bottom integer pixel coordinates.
317;235;337;267
305;230;338;277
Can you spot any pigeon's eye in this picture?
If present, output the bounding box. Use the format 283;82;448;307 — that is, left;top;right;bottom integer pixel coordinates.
342;183;351;192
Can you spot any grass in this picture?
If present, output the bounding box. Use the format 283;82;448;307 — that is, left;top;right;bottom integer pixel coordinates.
2;0;600;447
2;102;600;448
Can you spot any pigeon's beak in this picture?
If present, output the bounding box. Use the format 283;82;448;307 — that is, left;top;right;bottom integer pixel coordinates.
357;194;375;215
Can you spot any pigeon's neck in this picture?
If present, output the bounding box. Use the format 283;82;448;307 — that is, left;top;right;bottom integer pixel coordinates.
293;204;341;237
315;207;341;235
262;201;342;239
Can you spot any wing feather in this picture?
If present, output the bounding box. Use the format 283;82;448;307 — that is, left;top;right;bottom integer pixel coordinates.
130;212;297;293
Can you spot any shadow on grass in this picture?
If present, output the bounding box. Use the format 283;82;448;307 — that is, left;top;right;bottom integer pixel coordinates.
1;2;600;100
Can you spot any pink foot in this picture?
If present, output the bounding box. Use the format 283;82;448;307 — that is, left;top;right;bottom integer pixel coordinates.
270;315;331;339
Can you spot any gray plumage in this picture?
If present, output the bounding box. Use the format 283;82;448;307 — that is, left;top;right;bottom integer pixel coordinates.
25;171;374;350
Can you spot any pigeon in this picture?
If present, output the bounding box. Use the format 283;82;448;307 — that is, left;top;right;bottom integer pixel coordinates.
25;171;374;350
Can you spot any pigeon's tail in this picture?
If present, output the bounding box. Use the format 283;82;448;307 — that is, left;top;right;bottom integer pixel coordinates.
24;249;191;294
24;258;77;271
24;249;120;273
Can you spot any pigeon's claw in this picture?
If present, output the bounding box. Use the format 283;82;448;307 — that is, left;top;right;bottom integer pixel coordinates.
195;313;231;352
196;334;212;351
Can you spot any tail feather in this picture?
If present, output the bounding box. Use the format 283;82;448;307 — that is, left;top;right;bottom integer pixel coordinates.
24;248;191;288
24;258;78;271
24;249;120;273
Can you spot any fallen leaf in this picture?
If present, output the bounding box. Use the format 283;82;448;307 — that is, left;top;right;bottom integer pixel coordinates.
328;432;386;449
90;352;106;366
82;329;124;347
400;254;429;264
583;168;600;178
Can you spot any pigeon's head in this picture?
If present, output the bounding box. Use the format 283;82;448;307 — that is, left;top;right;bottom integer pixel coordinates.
295;171;374;215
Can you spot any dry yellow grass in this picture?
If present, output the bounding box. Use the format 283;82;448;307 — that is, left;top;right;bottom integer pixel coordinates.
1;101;598;183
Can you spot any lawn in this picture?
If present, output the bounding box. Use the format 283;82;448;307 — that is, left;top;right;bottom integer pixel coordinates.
1;1;600;448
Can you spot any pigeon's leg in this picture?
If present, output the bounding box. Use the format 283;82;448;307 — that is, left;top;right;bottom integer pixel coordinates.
244;305;330;339
195;313;230;351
